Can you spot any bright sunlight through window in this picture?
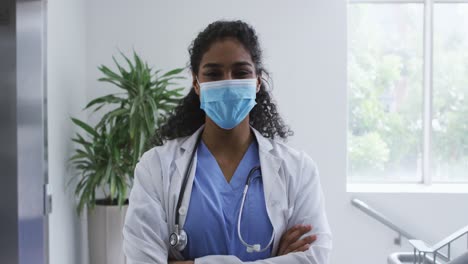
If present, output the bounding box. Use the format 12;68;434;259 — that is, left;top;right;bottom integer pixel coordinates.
348;0;468;185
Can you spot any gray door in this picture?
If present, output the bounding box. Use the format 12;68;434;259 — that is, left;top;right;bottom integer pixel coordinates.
0;0;49;264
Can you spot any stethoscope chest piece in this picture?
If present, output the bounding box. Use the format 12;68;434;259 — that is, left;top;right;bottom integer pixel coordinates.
170;224;188;251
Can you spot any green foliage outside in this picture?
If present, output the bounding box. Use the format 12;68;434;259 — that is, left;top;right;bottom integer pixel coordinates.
348;4;468;181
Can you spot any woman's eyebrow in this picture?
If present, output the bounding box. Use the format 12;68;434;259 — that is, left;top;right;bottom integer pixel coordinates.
232;61;253;67
202;63;223;69
202;61;253;69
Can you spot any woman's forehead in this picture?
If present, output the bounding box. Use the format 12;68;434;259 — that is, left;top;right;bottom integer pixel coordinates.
200;38;253;67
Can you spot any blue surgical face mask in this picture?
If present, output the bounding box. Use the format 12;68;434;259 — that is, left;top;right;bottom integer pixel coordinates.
198;78;257;130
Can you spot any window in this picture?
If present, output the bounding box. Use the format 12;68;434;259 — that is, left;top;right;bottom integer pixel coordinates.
348;0;468;185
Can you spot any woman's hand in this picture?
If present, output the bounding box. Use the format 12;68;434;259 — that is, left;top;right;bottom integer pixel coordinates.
276;224;317;256
168;261;194;264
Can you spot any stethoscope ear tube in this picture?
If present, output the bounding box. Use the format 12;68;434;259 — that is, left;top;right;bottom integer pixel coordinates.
237;166;275;253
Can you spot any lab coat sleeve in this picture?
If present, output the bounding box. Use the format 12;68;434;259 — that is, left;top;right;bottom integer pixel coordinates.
194;152;332;264
123;153;170;264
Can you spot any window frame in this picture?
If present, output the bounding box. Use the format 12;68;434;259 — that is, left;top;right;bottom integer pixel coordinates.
347;0;468;186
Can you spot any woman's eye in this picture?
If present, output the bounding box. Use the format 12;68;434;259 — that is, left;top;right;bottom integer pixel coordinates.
203;72;221;78
235;71;251;77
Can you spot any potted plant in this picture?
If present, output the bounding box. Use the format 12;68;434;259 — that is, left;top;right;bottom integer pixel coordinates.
69;51;185;264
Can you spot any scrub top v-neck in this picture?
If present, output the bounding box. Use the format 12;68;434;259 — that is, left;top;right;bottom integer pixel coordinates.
181;139;273;261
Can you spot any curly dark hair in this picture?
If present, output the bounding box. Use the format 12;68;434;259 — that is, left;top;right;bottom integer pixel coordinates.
150;20;293;146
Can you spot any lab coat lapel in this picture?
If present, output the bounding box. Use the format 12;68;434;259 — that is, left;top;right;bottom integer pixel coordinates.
169;126;204;260
173;126;204;226
252;128;288;255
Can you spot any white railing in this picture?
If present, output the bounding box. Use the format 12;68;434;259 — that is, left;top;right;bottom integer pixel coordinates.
351;198;415;245
350;198;462;262
409;225;468;263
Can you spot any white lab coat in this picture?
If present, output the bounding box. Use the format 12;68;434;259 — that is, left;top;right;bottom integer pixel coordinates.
123;126;332;264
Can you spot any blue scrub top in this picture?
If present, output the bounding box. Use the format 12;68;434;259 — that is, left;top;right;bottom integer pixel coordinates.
182;139;274;261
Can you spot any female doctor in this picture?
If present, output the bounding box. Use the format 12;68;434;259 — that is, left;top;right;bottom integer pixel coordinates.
123;20;332;264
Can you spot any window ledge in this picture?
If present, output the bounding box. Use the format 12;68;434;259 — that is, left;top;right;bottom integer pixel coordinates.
347;183;468;194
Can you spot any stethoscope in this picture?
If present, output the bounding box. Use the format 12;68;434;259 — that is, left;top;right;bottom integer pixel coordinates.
169;132;275;253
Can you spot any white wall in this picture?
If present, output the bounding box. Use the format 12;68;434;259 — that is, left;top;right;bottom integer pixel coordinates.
47;0;88;264
47;0;468;263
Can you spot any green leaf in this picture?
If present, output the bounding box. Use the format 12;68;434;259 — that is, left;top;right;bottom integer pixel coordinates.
142;103;154;134
110;173;116;200
97;108;129;128
71;138;91;148
138;131;146;158
85;94;123;110
131;131;141;167
71;118;99;138
98;65;136;94
116;178;124;207
104;158;113;184
99;65;124;82
162;87;185;97
147;97;159;117
97;77;127;90
161;68;185;77
129;114;139;140
129;96;140;118
151;69;162;78
120;51;135;73
112;56;129;76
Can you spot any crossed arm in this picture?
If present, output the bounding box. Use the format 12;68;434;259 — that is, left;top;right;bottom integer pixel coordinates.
170;224;317;264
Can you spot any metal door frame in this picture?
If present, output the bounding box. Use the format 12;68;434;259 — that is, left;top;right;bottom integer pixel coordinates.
0;0;49;263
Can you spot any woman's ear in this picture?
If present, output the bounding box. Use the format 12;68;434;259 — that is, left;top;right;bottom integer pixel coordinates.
192;73;200;96
256;76;262;93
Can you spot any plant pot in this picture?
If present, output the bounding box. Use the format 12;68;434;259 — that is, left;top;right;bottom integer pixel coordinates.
88;203;128;264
